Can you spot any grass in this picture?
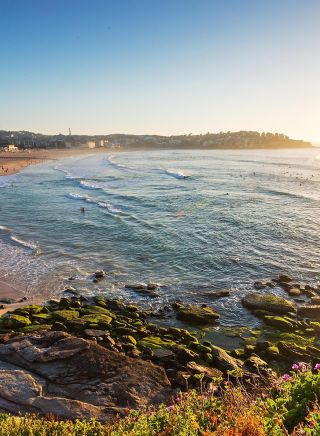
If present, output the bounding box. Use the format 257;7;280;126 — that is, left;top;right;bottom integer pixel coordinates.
1;365;320;435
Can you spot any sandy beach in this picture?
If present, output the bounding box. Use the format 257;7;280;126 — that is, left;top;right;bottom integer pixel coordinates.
0;147;112;177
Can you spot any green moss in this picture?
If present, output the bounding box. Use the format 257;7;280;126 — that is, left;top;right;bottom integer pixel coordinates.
13;305;44;315
278;332;314;347
52;310;80;322
263;316;296;330
231;349;245;358
196;344;212;354
3;314;31;329
31;313;52;324
123;335;137;346
266;345;279;357
80;306;115;318
139;336;176;350
19;324;52;333
310;322;320;333
81;314;112;326
205;353;213;363
176;305;220;324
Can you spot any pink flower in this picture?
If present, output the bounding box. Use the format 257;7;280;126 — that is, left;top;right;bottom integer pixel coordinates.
292;363;300;371
282;374;292;382
309;419;315;428
167;405;175;411
315;363;320;370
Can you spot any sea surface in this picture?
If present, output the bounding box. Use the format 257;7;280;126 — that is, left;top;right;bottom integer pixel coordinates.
0;148;320;334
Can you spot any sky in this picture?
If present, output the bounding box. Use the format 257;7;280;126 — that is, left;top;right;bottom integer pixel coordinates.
0;0;319;141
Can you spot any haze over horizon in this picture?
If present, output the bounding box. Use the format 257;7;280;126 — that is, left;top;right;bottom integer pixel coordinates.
1;0;319;142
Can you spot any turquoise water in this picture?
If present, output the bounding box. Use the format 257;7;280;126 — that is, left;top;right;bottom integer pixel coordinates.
0;148;319;328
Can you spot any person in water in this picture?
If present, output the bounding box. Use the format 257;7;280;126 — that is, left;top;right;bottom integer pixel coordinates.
80;207;85;214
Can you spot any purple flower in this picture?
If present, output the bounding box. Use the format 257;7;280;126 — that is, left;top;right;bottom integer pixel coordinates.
167;405;175;411
315;363;320;370
292;364;300;371
175;396;181;403
282;374;292;382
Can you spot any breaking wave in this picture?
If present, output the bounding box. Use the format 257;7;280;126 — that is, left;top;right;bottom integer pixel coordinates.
165;169;190;179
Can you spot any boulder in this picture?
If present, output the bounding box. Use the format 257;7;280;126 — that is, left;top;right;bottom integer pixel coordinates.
0;331;172;421
297;305;320;320
245;355;268;370
288;288;302;297
263;316;297;330
254;281;268;290
242;293;296;315
210;344;243;373
175;304;220;324
278;341;310;361
93;271;105;280
311;297;320;305
277;275;292;284
204;290;230;299
3;314;31;329
186;362;222;379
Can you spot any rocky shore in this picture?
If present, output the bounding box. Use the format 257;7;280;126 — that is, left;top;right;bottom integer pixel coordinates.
0;273;320;422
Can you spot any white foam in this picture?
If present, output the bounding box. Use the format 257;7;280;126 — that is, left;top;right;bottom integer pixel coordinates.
10;235;38;252
67;193;121;214
165;169;189;179
55;166;75;179
67;193;87;200
0;225;10;233
80;180;102;190
107;155;133;171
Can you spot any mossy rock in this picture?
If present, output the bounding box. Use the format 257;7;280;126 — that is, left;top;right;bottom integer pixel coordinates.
310;322;320;333
3;314;31;329
196;344;212;354
252;309;274;318
278;332;314;347
265;345;280;358
126;305;139;312
67;318;88;331
113;326;136;335
122;335;137;346
13;305;44;315
176;304;220;325
81;314;112;327
80;306;115;318
19;324;52;333
52;310;80;322
263;315;297;330
139;336;176;350
231;348;245;358
244;344;255;355
31;313;52;324
205;353;213;364
242;293;296;315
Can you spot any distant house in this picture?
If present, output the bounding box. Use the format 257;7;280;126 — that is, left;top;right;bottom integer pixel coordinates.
7;144;19;152
86;141;96;149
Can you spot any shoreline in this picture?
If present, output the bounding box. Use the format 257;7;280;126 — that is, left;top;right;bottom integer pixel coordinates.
0;147;114;177
0;145;317;177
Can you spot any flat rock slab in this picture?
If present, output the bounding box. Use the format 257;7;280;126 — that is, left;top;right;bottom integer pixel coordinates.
0;331;172;421
242;292;296;315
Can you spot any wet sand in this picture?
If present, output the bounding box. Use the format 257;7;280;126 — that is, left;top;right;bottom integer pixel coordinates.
0;147;112;176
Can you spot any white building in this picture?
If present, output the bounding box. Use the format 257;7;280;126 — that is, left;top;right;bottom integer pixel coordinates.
86;141;96;149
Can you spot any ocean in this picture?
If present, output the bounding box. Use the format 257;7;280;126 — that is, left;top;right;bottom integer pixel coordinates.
0;148;319;335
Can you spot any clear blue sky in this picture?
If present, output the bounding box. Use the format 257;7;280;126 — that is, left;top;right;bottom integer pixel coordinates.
0;0;319;141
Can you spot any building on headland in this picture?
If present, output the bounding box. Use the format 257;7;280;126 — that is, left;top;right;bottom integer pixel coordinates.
7;144;19;152
86;141;96;149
